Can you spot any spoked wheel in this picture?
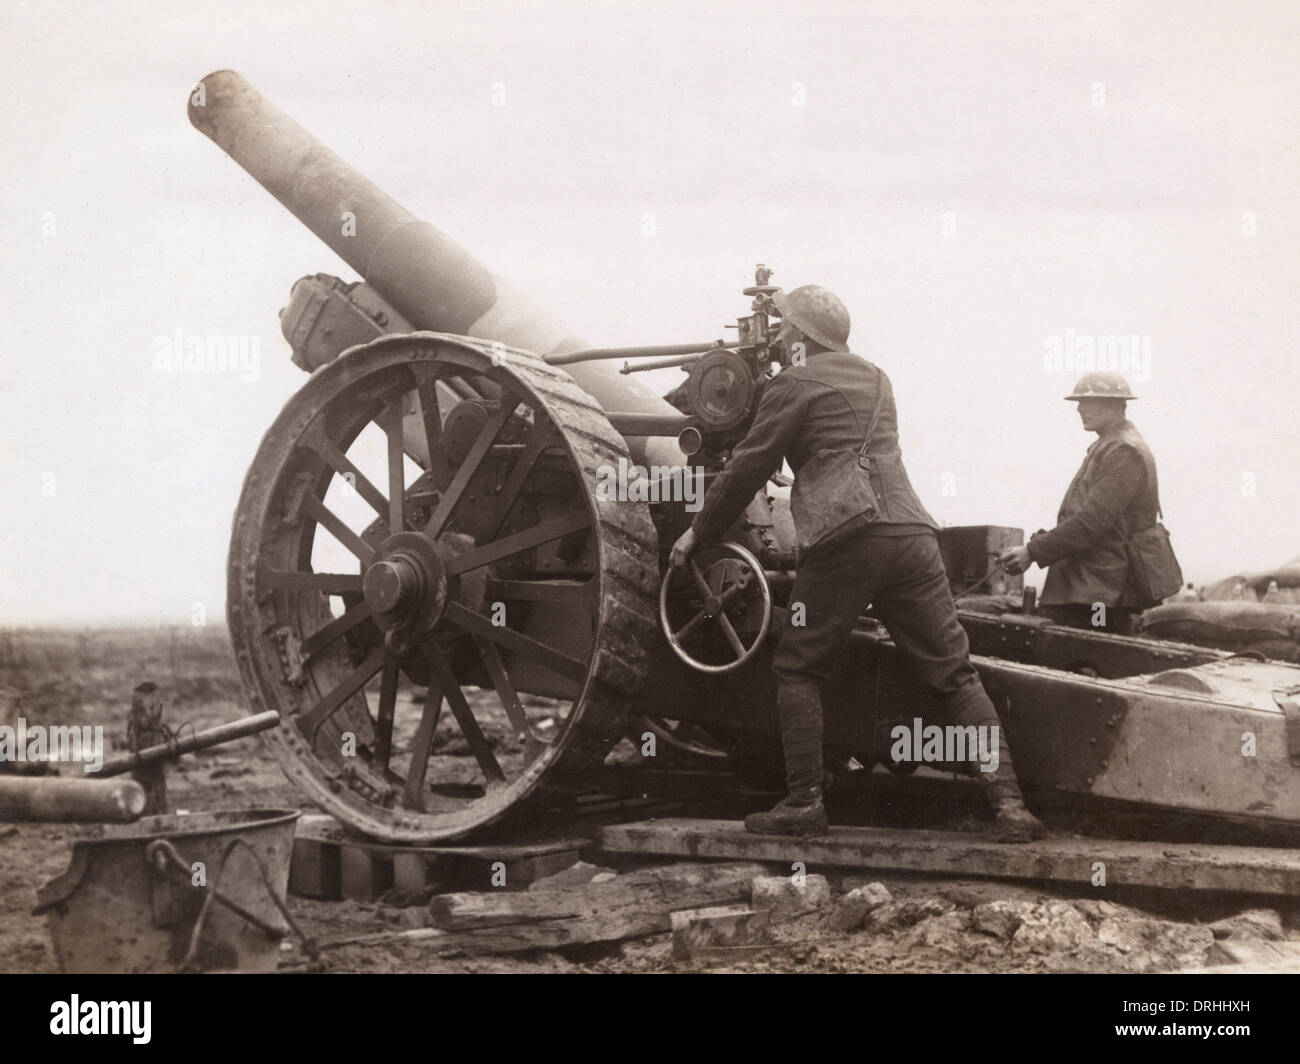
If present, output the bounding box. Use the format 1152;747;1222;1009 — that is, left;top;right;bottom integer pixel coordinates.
227;333;658;842
659;541;772;674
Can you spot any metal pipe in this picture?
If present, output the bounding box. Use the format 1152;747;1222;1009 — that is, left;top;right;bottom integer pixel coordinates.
546;342;728;367
0;777;146;823
88;711;281;778
188;70;687;468
621;353;708;374
605;412;695;438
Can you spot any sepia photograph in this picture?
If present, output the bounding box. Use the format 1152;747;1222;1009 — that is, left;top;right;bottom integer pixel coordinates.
1;0;1297;1030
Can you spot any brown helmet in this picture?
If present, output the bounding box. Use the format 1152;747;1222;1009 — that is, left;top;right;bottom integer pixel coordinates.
772;285;850;352
1064;371;1138;401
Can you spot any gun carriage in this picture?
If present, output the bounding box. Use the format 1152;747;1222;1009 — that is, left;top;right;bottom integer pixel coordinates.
193;71;1300;844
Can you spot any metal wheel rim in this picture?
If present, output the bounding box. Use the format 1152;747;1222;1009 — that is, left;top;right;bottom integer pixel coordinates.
227;333;658;842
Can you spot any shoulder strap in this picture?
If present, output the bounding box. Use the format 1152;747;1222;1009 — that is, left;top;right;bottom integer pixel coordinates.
855;364;888;462
1121;428;1163;520
1105;429;1163;524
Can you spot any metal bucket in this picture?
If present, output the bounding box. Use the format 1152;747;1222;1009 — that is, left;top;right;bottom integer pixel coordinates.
35;808;300;973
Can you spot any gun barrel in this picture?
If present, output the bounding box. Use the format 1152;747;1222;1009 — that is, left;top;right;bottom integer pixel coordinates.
189;71;684;463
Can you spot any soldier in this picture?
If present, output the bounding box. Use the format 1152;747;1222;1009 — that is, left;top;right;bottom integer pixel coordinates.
998;372;1169;635
669;286;1045;842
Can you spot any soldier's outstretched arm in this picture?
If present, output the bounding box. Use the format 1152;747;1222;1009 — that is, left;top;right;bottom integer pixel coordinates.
1026;446;1147;566
689;372;808;546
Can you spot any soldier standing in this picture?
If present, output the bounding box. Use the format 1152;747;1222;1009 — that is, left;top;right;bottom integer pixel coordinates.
670;286;1045;842
998;372;1170;635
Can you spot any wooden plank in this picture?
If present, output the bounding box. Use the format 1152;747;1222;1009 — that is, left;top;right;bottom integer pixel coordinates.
289;836;342;900
290;816;588;897
477;850;580;891
570;794;690;823
392;852;435;894
340;846;392;901
598;818;1300;898
426;848;584;892
293;814;589;859
424;861;769;952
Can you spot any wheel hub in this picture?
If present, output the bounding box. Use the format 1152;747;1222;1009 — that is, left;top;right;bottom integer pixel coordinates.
364;557;421;613
363;532;448;638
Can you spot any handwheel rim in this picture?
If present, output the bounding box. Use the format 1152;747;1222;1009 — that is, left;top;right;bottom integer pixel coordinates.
227;333;658;843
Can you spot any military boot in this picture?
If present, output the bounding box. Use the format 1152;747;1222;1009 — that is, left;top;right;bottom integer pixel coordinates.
744;682;829;837
948;682;1046;844
978;727;1047;843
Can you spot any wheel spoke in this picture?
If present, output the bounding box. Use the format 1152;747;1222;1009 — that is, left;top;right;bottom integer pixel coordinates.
716;582;747;609
473;635;532;739
716;612;747;658
299;494;374;564
414;374;449;480
427;648;507;784
678;578;745;618
687;560;714;600
297;646;387;741
487;429;557;537
444;601;589;683
383;395;407;534
302;599;373;658
401;673;443;810
444;511;590;577
262;569;363;595
675;606;713;641
372;657;400;773
670;576;746;640
425;398;518;538
301;425;390;521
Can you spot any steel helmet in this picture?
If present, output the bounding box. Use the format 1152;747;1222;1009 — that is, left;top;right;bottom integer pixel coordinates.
1064;371;1138;401
772;285;850;352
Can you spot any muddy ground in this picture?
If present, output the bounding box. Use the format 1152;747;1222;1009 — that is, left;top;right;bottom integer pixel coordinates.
2;624;1296;974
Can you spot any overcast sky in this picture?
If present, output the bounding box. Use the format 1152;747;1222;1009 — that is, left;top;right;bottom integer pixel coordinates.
2;0;1297;623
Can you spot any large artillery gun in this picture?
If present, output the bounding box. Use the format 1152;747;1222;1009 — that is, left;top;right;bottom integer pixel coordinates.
193;71;1300;844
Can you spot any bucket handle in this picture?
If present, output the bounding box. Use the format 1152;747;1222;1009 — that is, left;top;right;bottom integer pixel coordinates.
146;837;319;969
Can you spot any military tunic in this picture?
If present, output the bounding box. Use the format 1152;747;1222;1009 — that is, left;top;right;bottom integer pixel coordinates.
690;351;937;551
687;350;998;726
1028;420;1161;609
